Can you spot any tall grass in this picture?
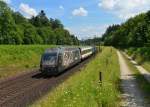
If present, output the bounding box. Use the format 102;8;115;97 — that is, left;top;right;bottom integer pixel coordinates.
125;47;150;72
31;47;120;107
0;45;54;79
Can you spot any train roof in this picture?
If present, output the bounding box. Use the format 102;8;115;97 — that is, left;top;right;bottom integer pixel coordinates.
79;46;93;51
44;47;79;53
44;48;59;53
44;46;95;53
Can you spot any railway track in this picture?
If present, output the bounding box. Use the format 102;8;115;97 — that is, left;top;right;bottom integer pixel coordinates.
0;55;95;107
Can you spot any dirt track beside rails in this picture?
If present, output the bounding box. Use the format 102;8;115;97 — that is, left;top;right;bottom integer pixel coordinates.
0;55;95;107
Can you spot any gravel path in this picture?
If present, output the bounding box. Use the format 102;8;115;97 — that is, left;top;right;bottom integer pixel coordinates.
117;51;150;107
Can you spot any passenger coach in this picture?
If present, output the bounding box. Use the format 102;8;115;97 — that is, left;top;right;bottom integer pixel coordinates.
79;47;93;60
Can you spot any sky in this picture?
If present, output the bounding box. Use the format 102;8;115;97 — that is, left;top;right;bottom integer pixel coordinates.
2;0;150;39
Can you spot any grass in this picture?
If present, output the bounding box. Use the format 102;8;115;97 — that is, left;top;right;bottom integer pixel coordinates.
31;47;120;107
0;45;54;79
125;47;150;72
133;56;150;72
142;61;150;72
121;52;150;101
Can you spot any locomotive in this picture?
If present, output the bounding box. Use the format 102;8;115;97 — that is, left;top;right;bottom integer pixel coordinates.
40;46;96;75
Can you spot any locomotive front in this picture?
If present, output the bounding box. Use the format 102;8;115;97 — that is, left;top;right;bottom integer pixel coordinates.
40;49;59;75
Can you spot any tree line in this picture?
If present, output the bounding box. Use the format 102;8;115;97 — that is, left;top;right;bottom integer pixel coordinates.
102;11;150;47
80;37;102;46
0;1;79;45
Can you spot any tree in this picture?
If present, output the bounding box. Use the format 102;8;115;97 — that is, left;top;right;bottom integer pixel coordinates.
37;27;56;44
23;23;43;44
50;18;64;29
102;24;120;46
0;2;22;44
30;10;51;27
12;12;27;24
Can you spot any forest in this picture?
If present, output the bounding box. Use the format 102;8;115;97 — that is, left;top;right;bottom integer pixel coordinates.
0;1;79;45
102;12;150;47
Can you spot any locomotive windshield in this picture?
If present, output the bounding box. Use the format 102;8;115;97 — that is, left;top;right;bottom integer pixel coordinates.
42;53;57;64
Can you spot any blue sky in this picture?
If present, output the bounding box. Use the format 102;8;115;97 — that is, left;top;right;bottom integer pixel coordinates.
3;0;150;39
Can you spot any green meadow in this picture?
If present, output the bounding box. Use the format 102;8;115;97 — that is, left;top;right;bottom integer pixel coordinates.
0;45;53;79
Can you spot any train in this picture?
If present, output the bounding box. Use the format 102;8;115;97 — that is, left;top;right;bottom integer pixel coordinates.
40;46;97;76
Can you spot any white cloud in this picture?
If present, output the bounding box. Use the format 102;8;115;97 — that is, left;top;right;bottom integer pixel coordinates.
59;5;64;10
66;25;108;39
1;0;11;4
19;3;37;18
98;0;116;10
99;0;150;20
72;7;88;16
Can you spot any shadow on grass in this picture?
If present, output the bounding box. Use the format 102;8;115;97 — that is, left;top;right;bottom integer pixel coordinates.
133;74;150;96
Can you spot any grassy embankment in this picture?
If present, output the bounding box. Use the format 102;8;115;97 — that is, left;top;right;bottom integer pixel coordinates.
122;52;150;101
125;47;150;72
31;47;120;107
0;45;54;79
